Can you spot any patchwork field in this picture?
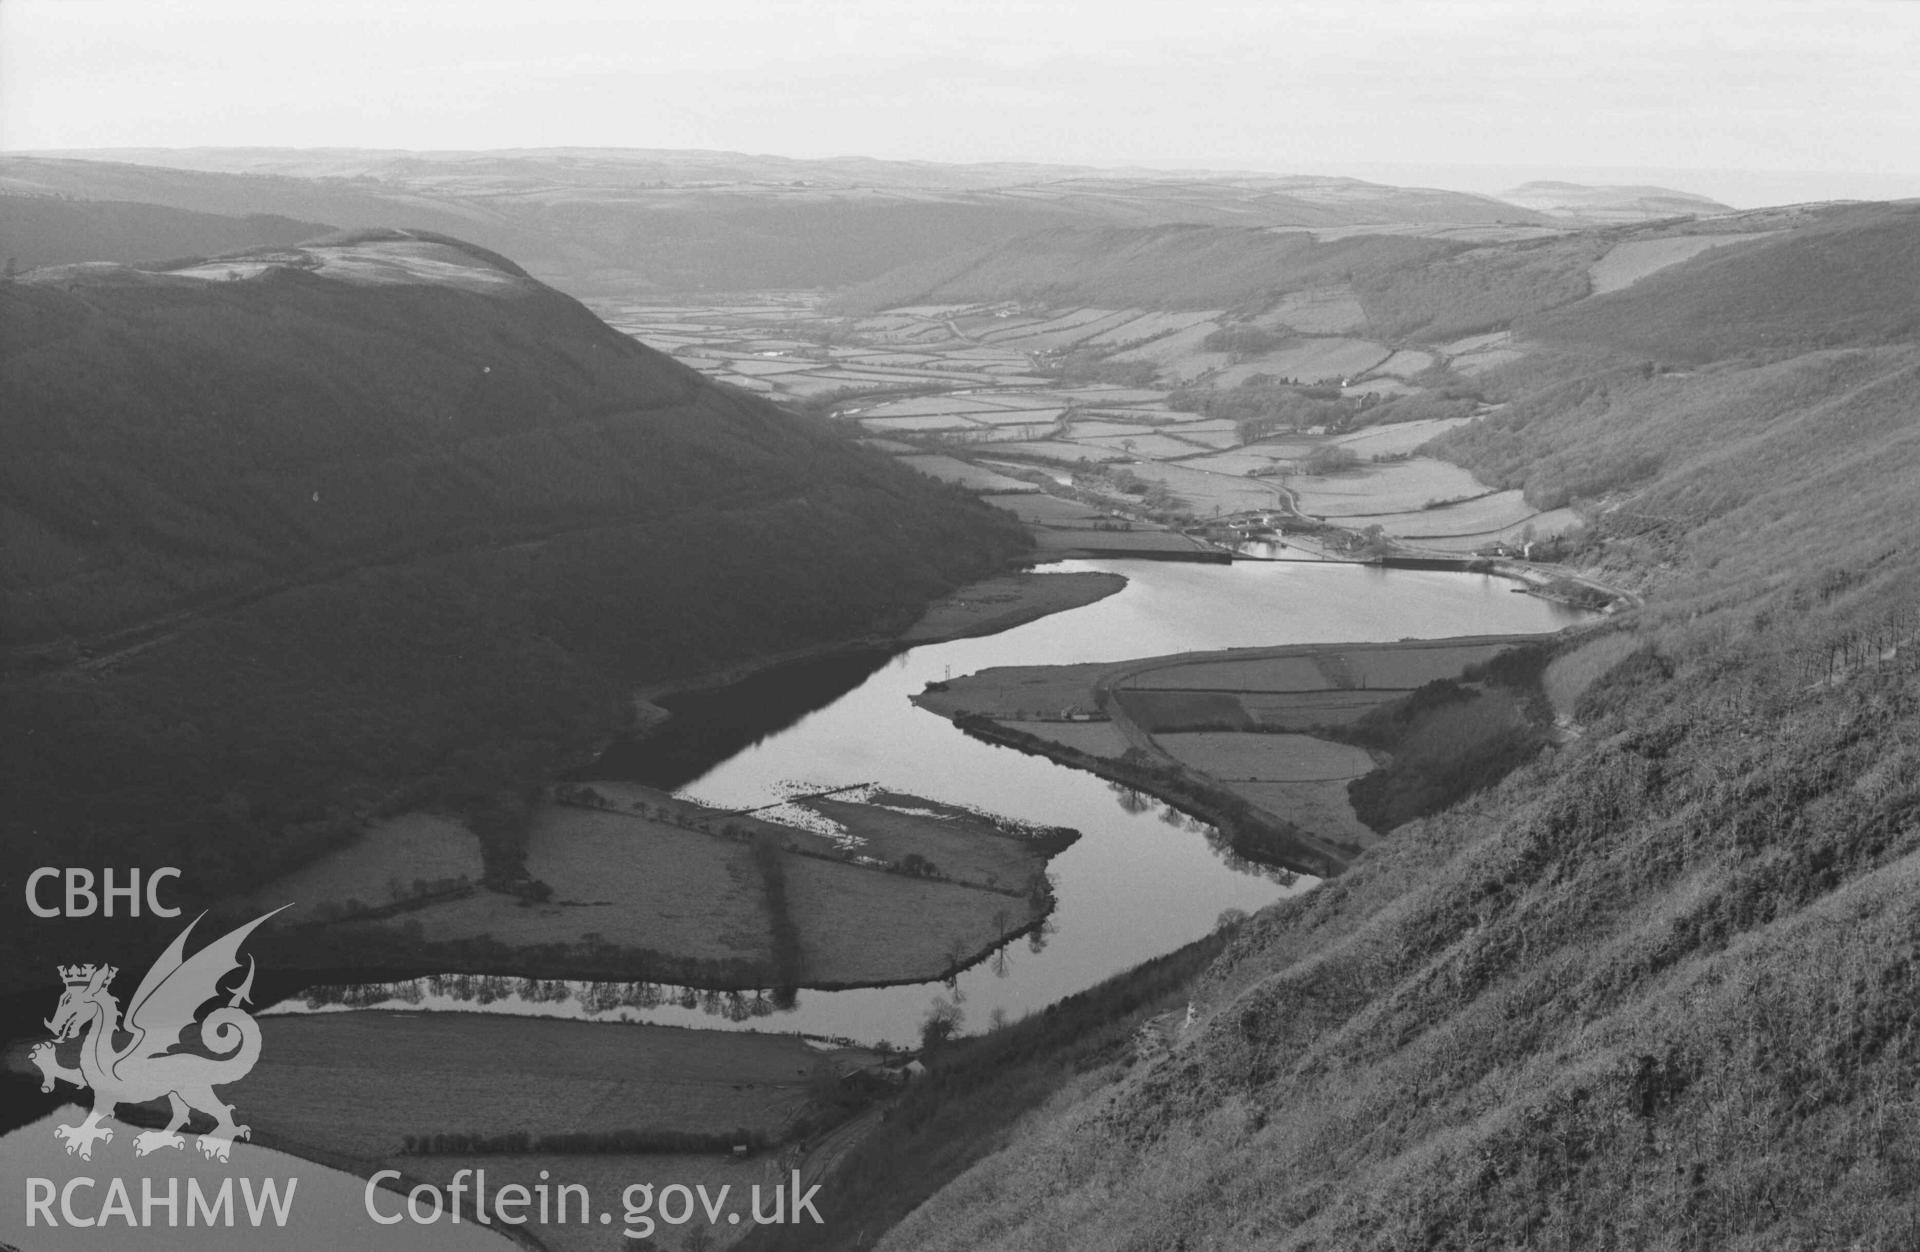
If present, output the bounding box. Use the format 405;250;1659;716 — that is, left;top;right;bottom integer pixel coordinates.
278;777;1081;986
589;295;1591;568
248;813;483;924
998;718;1133;758
784;856;1037;985
1078;432;1212;459
1292;460;1490;517
1231;336;1393;384
1328;417;1473;458
369;805;771;958
1223;779;1379;847
1157;732;1376;782
1257;286;1370;334
808;793;1062;891
1128;655;1332;691
1238;689;1400;728
1123;463;1283;514
248;1013;828;1161
894;454;1039;492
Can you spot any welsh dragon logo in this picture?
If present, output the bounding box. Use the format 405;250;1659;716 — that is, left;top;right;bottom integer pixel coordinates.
30;908;285;1164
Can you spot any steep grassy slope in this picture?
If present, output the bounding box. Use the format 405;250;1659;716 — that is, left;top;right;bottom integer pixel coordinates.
0;230;1027;984
786;205;1920;1252
0;194;330;272
1435;204;1920;615
876;612;1920;1250
1523;202;1920;362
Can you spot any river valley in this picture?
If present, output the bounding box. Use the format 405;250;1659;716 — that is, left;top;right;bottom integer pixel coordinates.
274;558;1586;1046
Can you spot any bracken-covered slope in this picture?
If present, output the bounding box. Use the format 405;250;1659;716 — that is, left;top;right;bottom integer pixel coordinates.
0;228;1027;971
1521;202;1920;362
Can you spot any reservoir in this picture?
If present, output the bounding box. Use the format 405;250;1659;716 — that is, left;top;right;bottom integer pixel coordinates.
281;559;1586;1045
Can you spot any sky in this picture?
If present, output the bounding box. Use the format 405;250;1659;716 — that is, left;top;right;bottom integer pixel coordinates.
4;0;1919;206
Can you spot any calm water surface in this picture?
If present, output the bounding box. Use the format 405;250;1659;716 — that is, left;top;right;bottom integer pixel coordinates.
280;559;1584;1045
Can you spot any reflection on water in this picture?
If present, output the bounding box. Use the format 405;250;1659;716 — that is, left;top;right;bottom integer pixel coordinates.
288;974;794;1025
285;559;1585;1045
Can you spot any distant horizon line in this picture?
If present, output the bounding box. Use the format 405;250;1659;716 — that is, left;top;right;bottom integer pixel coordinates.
6;144;1916;211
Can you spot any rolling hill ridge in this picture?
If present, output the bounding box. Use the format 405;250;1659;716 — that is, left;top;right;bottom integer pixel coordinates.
0;228;1028;982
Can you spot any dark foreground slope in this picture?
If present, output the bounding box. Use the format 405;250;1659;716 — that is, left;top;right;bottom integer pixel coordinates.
0;229;1027;981
763;208;1920;1251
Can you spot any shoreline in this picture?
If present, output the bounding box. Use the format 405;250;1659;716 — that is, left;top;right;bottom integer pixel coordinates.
914;631;1580;878
616;566;1129;740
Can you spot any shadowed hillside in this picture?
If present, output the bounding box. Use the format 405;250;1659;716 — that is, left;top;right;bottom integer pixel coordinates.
0;229;1028;983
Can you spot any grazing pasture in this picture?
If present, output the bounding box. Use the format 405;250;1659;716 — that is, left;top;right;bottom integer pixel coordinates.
979;493;1113;526
1238;689;1400;729
1244;337;1394;384
807;794;1057;892
1155;428;1240;452
1329;417;1474;458
249;1013;822;1161
1292;459;1488;517
1370;349;1437;378
1078;433;1210;459
861;414;979;433
966;406;1069;426
1223;779;1378;847
860;395;1012;417
1115;689;1251;731
344;805;772;960
784;856;1038;984
1081;309;1221;345
897;455;1040;492
1066;419;1167;439
1256;286;1370;334
1339;641;1516;689
1131;655;1332;691
985;440;1127;463
248;813;483;924
1376;490;1545;539
1124;462;1282;513
998;719;1133;759
1157;733;1376;782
